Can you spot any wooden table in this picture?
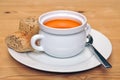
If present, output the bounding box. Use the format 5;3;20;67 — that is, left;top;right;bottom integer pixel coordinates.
0;0;120;80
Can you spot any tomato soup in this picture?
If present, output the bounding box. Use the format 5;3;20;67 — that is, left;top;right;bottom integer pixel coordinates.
44;19;82;29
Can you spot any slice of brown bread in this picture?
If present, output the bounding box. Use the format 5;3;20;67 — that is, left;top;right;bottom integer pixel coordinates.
5;31;34;52
19;17;40;36
5;17;40;52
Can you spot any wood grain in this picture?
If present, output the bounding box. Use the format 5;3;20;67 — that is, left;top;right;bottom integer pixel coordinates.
0;0;120;80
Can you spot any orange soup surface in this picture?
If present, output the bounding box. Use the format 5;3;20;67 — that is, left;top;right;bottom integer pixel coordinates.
44;19;82;29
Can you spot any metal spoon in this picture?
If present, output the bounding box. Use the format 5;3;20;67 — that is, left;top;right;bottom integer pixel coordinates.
86;35;112;68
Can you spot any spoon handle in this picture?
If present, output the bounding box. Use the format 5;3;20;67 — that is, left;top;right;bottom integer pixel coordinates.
88;43;112;68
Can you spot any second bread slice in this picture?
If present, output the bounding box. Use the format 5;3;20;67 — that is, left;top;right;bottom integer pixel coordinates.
19;17;40;36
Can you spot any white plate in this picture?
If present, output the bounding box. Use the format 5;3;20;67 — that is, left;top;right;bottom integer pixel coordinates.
8;29;112;73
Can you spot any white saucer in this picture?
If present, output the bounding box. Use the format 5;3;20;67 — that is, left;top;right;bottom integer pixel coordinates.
8;29;112;73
